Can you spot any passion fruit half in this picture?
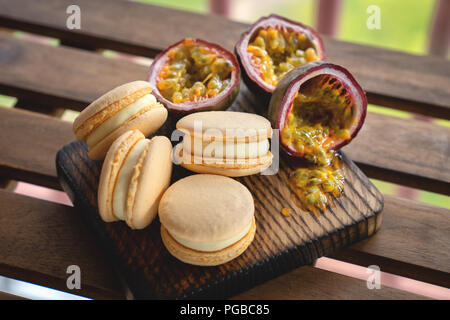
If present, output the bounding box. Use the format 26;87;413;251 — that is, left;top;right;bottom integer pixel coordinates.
235;14;325;105
268;61;367;162
148;38;240;115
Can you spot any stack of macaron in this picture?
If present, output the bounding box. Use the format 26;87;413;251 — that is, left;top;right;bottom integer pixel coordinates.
72;80;273;266
174;111;273;177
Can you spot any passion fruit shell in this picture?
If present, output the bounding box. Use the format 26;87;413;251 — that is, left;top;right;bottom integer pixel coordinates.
147;38;240;116
235;14;325;106
268;61;367;158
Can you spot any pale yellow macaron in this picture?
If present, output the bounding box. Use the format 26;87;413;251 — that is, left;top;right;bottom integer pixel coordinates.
159;174;256;266
98;130;173;229
175;111;273;177
73;81;168;160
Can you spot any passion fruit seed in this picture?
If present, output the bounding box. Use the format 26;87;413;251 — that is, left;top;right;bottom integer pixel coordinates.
281;74;356;158
157;39;234;104
284;75;350;212
247;27;319;87
281;207;292;217
290;152;344;212
268;62;368;215
281;75;352;213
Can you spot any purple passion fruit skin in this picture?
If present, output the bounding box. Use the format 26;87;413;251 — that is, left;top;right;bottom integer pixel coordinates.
148;38;240;116
235;14;325;106
269;61;367;213
268;61;367;160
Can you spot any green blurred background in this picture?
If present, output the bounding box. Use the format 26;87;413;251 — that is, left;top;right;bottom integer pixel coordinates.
1;0;448;209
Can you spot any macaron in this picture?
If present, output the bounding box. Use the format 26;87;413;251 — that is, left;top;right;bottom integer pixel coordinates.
73;81;168;160
175;111;273;177
159;174;256;266
98;129;173;229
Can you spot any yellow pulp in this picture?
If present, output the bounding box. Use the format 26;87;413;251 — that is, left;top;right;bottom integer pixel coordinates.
283;75;356;213
247;27;320;87
281;75;355;162
289;152;344;214
281;207;292;217
157;39;234;104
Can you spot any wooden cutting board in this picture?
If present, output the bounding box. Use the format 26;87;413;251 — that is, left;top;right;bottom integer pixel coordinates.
55;85;384;299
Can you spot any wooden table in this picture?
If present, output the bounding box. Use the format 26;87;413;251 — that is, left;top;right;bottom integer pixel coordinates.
0;0;449;300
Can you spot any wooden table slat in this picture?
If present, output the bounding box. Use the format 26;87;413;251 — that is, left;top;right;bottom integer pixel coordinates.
335;194;450;288
234;265;429;300
0;107;73;189
0;189;428;300
0;0;449;119
0;189;124;299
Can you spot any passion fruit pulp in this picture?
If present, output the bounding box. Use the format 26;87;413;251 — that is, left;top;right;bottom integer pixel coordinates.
148;38;240;115
269;61;366;214
269;61;367;159
235;14;325;105
289;152;345;214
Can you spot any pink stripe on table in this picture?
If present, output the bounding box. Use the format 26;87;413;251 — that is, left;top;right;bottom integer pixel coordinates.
315;257;450;300
14;182;73;206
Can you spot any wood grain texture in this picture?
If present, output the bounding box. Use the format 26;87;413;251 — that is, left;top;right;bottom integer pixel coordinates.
343;112;450;195
0;32;147;112
0;107;73;189
0;0;449;118
56;137;383;298
233;266;428;300
334;194;450;288
0;291;26;300
0;33;448;194
14;99;65;118
0;188;445;299
0;190;425;300
0;190;124;300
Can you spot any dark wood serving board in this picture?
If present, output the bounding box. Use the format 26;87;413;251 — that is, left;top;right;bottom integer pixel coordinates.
56;85;384;299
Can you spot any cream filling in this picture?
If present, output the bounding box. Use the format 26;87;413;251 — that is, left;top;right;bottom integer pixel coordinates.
112;139;149;221
169;219;253;252
87;94;159;147
183;137;270;159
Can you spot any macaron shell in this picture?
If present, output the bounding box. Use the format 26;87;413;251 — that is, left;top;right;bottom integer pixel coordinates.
97;130;145;222
88;106;168;160
161;217;256;266
126;135;173;230
176;111;272;142
174;143;273;177
73;81;152;136
158;174;254;242
180;161;272;177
